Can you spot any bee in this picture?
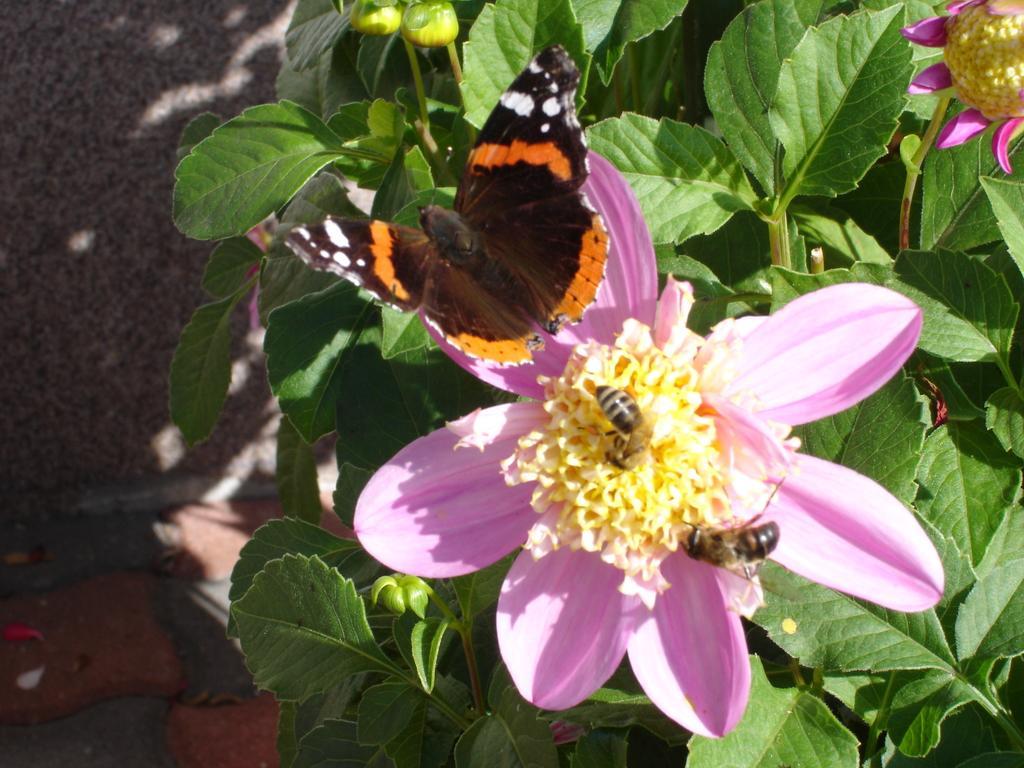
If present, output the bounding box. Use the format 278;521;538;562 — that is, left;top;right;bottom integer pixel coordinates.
595;385;653;469
685;519;780;580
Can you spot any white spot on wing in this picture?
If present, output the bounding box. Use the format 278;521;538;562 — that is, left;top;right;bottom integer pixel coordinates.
297;227;312;241
542;97;561;116
548;82;558;93
541;123;550;133
319;249;332;260
528;61;542;74
323;219;349;249
500;90;535;117
333;251;351;268
356;259;366;267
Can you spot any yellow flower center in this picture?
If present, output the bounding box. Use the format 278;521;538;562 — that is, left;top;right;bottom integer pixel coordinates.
945;6;1024;119
504;319;789;602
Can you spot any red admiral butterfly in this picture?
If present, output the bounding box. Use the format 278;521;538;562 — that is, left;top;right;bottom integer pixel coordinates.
285;45;608;364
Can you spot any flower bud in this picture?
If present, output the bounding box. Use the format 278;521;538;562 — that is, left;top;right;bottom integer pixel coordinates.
401;1;458;48
397;575;430;618
350;0;403;36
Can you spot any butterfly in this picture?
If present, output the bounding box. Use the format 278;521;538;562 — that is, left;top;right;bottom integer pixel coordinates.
285;45;608;365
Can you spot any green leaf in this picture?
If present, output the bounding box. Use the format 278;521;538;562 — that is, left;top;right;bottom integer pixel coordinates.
293;719;394;768
768;262;890;307
915;352;986;422
265;281;376;442
227;518;376;636
169;291;246;446
755;565;956;673
276;416;326;524
553;686;687;746
371;149;417;220
796;374;927;505
824;669;974;758
202;236;262;298
358;682;420;745
889;250;1018;364
687;657;859;768
987;387;1024;460
704;0;829;195
587;114;756;244
770;7;911;202
177;111;221;160
334;322;495;471
286;0;348;71
174;101;347;240
453;555;513;621
409;618;450;692
233;554;393;700
882;707;997;768
955;562;1024;661
277;37;369;120
382;696;459;768
333;461;373;528
461;0;587;128
921;125;1024;252
790;203;892;266
831;159;905;254
915;423;1022;567
570;729;628;768
982;176;1024;279
381;308;431;358
572;0;688;83
957;754;1024;768
454;667;558;768
280;700;299;768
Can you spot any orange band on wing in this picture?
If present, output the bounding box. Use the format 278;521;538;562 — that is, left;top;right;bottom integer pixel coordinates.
448;332;533;364
369;221;410;302
470;140;572;181
554;213;608;321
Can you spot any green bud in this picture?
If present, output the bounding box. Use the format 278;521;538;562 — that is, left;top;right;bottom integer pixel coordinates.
350;0;403;35
398;575;431;618
401;1;458;48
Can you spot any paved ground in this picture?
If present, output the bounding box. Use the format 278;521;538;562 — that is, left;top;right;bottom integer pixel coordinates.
0;497;322;767
1;0;293;517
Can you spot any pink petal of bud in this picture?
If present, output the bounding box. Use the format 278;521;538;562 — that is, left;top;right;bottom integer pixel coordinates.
936;109;991;148
901;15;949;46
986;0;1024;14
993;117;1024;172
947;0;986;14
908;62;953;94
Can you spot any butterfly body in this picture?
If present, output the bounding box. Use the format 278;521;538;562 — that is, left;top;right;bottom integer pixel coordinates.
286;45;608;364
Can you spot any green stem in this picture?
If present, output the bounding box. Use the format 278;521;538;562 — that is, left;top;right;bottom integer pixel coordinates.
446;41;463;86
424;587;484;715
460;625;486;716
864;671;898;767
767;213;792;269
969;686;1024;752
404;38;430;128
900;95;951;251
788;658;807;688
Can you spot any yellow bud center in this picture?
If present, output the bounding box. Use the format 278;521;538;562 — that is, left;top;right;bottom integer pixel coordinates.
945;6;1024;119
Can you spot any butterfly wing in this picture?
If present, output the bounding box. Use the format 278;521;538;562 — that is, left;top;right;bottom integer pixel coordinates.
456;46;608;333
285;218;433;312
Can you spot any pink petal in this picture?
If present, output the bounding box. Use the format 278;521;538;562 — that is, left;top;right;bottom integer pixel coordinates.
993;117;1024;173
767;455;944;611
900;16;949;46
427;152;659;398
987;0;1024;14
908;62;953;94
654;277;693;347
627;554;750;737
354;402;545;577
704;394;791;481
936;109;991;148
947;0;985;12
2;623;44;642
497;547;639;710
729;284;922;426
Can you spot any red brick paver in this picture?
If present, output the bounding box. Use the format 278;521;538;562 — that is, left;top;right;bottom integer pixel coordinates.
167;693;279;768
0;571;182;724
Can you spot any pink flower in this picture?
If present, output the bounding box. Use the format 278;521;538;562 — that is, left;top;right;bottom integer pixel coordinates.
354;155;943;737
903;1;1024;171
